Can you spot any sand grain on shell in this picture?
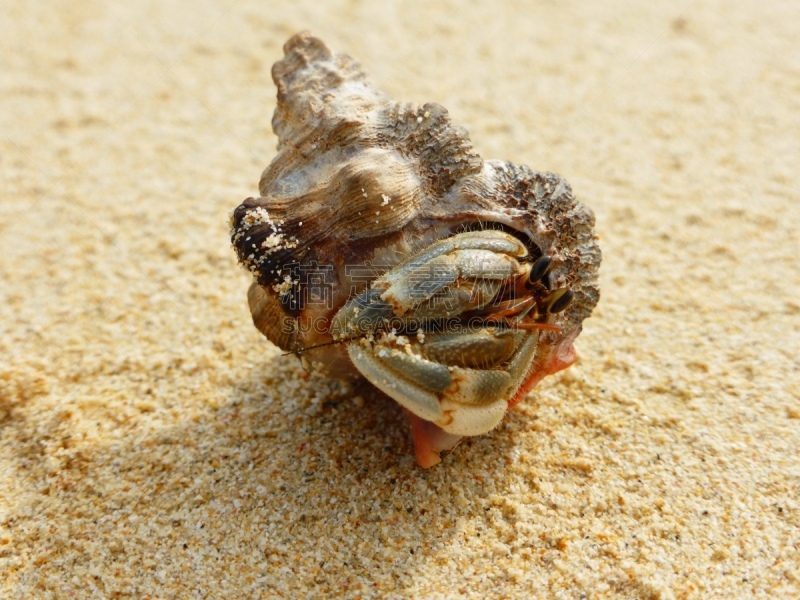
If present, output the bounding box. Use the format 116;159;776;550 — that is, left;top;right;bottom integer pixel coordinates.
1;1;799;598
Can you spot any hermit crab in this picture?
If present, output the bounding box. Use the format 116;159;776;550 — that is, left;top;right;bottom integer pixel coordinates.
231;32;600;467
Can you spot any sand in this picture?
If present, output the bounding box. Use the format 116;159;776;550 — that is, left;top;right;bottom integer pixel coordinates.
1;1;798;598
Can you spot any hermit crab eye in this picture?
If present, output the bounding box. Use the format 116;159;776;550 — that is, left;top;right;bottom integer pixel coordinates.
545;288;574;314
528;255;552;283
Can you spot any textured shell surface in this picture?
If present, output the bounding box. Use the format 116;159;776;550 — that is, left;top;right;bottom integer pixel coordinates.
231;32;601;466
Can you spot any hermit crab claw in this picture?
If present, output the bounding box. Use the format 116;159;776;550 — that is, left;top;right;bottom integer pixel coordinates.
230;32;600;468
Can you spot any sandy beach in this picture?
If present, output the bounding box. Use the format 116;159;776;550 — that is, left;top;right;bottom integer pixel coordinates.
1;1;798;597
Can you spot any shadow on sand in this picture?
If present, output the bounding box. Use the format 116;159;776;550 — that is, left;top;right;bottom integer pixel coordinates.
3;352;526;596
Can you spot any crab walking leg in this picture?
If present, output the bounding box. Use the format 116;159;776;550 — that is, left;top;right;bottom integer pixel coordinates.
349;335;510;457
348;328;529;437
502;330;542;405
388;329;538;469
419;328;520;368
504;331;541;383
377;231;528;317
379;230;527;287
379;250;518;318
508;330;578;409
330;288;394;340
346;339;510;436
347;342;446;423
405;410;462;469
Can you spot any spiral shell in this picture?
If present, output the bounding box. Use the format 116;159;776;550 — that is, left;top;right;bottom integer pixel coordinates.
230;33;600;463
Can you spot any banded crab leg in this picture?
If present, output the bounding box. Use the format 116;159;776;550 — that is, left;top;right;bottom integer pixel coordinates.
347;327;527;467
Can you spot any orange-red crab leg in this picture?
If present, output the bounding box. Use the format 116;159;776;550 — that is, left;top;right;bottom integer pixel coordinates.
405;410;463;468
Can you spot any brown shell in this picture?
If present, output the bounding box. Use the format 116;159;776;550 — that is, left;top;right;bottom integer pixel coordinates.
231;32;600;374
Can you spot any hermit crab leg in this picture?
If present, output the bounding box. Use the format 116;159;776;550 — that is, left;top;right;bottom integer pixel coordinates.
347;342;446;422
377;230;528;317
405;411;462;469
404;329;545;467
330;288;394;340
507;331;578;409
347;327;518;424
381;229;528;286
